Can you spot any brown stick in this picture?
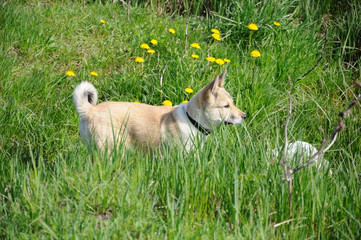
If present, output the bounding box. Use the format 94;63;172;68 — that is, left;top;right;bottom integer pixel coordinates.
127;0;130;23
292;82;361;175
159;63;168;100
182;23;200;59
281;77;294;215
160;63;168;87
183;22;189;58
295;17;328;83
281;78;293;166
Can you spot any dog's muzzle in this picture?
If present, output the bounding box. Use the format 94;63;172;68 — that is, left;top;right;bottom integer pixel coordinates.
224;113;246;125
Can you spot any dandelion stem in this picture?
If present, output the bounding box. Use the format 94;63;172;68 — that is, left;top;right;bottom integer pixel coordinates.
192;59;195;74
249;31;253;49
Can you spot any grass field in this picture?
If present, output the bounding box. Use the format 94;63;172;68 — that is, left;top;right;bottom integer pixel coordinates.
1;0;361;239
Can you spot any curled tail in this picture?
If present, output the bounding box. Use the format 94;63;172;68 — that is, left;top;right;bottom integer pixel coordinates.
73;82;98;119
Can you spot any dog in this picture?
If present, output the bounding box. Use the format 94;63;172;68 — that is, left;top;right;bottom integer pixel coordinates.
73;70;247;152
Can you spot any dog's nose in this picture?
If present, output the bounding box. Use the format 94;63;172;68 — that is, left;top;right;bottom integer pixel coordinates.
243;114;247;119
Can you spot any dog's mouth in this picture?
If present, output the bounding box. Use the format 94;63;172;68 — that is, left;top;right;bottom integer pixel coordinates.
224;119;244;125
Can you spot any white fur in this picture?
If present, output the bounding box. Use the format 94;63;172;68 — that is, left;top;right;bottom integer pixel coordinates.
164;102;209;151
73;71;246;152
73;82;98;119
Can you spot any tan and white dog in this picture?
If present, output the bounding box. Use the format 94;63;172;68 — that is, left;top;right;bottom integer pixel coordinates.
73;70;246;152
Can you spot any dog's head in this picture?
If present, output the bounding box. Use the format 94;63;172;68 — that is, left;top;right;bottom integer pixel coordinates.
198;70;247;127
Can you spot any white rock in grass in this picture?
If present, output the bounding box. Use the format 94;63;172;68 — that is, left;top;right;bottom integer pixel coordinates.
271;141;332;174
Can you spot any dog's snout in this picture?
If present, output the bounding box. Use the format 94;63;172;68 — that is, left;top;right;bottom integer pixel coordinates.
243;113;247;119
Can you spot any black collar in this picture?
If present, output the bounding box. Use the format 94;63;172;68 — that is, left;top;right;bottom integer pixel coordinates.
186;112;212;136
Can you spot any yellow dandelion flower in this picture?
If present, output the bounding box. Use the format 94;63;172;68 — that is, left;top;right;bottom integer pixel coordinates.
273;21;280;26
90;71;98;76
135;57;144;63
212;33;221;41
215;59;225;65
190;43;201;49
65;71;75;76
206;56;216;62
191;54;200;59
100;19;106;24
181;100;188;103
250;50;261;58
224;59;231;63
185;88;193;94
247;23;258;31
169;28;176;34
147;49;155;54
151;39;158;45
134;101;140;103
163;100;173;106
211;29;220;34
140;43;150;49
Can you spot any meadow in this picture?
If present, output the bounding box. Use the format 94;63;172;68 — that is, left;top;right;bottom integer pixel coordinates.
1;0;360;239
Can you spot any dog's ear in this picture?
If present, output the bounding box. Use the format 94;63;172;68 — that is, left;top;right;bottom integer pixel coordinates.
211;70;227;92
200;70;227;105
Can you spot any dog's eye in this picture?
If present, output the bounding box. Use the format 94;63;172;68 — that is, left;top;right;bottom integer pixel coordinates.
224;104;230;108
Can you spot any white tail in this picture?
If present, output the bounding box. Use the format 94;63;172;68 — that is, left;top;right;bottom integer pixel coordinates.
73;82;98;119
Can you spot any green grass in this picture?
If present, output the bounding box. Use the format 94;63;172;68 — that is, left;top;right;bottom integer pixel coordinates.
1;1;361;239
